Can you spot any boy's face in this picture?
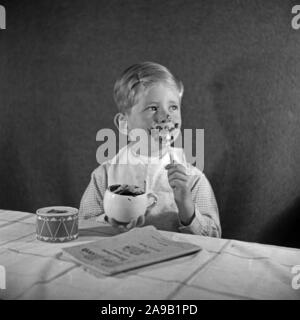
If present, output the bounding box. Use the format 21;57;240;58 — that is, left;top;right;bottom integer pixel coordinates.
125;82;182;147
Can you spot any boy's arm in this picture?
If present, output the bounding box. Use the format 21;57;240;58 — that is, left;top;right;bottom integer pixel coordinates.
178;172;221;237
79;166;107;221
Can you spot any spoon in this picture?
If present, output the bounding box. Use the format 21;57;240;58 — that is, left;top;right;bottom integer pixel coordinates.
165;132;174;164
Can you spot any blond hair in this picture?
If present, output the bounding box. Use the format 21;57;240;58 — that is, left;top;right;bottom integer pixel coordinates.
113;61;184;113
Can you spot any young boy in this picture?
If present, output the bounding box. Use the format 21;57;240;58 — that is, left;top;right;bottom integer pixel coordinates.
79;62;221;237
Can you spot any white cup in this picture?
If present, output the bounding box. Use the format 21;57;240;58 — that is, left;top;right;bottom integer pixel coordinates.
103;185;158;223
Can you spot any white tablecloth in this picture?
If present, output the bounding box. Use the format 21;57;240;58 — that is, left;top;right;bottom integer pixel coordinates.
0;210;299;299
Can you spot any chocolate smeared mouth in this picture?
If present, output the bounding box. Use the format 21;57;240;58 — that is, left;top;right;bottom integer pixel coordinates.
149;123;179;133
147;123;180;144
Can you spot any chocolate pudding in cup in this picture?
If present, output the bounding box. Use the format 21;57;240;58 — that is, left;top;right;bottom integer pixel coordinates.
103;184;158;223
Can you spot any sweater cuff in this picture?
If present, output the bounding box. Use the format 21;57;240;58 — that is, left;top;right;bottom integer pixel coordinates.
178;205;201;234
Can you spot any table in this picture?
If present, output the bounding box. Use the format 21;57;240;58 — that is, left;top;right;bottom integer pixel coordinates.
0;210;299;300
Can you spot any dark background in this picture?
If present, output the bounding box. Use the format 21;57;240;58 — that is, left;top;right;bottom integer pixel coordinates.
0;0;300;247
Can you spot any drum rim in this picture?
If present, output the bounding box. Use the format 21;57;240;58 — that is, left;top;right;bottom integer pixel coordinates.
36;206;78;217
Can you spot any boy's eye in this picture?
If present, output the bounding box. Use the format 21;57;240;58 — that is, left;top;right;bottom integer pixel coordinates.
170;105;179;111
147;106;158;112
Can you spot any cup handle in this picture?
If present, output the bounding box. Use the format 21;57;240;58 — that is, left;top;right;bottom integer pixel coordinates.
146;192;158;209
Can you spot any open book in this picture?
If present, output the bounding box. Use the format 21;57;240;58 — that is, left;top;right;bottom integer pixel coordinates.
62;226;201;276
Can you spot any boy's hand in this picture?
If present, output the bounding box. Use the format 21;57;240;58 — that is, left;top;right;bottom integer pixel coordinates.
104;215;145;233
165;162;195;225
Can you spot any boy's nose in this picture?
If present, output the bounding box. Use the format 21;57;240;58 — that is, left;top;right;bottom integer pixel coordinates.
160;116;171;123
156;110;171;123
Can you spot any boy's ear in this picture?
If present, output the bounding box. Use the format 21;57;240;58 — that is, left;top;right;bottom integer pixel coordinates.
114;113;128;135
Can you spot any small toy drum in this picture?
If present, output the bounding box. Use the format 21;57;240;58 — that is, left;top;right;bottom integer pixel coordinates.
36;206;78;243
